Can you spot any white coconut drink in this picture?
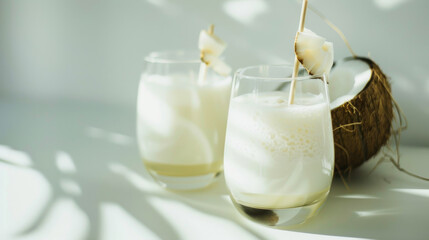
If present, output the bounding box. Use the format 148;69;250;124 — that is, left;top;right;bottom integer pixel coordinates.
137;25;232;190
224;0;340;227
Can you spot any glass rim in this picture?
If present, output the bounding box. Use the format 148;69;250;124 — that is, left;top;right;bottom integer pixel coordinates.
144;50;201;64
235;65;325;82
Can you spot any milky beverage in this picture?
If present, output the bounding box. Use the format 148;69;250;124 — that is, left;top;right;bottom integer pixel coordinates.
137;74;231;176
224;91;334;209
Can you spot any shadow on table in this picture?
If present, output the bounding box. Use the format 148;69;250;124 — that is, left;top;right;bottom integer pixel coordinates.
0;100;264;240
2;100;428;240
294;165;429;240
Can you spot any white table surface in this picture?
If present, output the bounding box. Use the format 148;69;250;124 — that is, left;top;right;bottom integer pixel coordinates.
1;98;428;240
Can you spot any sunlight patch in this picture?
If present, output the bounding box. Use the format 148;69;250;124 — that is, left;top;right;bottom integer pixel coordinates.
223;0;268;25
85;127;133;146
0;145;32;167
108;163;159;192
374;0;410;10
355;208;399;217
55;151;76;173
100;203;162;240
391;188;429;198
60;179;82;196
336;194;379;199
147;0;167;7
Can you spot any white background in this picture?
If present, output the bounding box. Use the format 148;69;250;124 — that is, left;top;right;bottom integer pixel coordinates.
1;0;428;146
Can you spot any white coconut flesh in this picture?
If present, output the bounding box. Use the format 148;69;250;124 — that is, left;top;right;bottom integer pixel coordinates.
198;29;231;76
295;28;334;75
198;30;226;56
329;59;372;109
201;53;231;76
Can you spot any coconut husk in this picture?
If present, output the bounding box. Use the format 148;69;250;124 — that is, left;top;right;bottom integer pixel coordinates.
331;57;393;174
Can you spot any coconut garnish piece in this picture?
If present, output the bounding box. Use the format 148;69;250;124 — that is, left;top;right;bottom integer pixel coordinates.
198;30;226;57
295;28;334;75
198;25;231;80
201;53;231;76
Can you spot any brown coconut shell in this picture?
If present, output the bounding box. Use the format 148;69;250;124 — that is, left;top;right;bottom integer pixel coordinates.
331;57;393;173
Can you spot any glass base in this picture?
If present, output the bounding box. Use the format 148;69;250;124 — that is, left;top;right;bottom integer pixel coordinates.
148;170;221;191
232;197;326;228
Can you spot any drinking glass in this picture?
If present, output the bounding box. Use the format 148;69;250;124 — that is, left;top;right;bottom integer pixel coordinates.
137;50;231;190
224;65;334;227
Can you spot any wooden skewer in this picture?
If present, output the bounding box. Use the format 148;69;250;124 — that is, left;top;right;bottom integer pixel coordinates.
198;59;208;84
288;0;308;105
208;24;214;35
